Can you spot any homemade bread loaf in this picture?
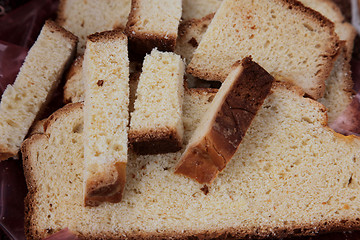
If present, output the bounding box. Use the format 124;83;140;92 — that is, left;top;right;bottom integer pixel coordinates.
129;49;185;154
0;20;77;161
57;0;131;54
175;13;214;65
82;30;130;206
22;81;360;239
175;57;274;184
182;0;222;20
187;0;340;99
125;0;182;57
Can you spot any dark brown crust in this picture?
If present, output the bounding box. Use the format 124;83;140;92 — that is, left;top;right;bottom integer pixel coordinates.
87;29;127;43
178;13;215;40
45;19;78;45
175;57;274;184
186;0;340;100
85;162;127;207
125;0;178;59
129;127;183;155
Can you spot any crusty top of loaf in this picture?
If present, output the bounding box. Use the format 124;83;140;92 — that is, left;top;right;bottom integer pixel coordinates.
87;29;127;42
45;19;79;44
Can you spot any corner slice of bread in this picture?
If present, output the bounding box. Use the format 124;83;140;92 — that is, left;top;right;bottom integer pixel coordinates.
129;49;185;155
175;13;214;65
0;20;77;161
187;0;340;99
125;0;182;57
182;0;222;20
175;57;274;184
57;0;131;54
83;30;129;206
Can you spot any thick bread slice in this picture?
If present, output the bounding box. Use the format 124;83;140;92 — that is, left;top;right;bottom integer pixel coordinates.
83;30;129;206
125;0;182;57
57;0;131;54
187;0;340;99
175;57;274;184
182;0;222;20
129;49;185;155
22;83;360;239
319;42;354;124
175;13;214;65
0;20;77;161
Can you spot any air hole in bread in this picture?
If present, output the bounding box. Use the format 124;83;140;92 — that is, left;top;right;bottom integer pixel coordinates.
303;23;314;31
301;117;313;123
72;123;83;133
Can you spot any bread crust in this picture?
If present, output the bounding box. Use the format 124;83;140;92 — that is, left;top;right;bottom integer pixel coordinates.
125;0;177;58
0;146;16;161
176;57;274;184
186;0;340;100
45;19;79;45
84;162;127;207
129;127;183;155
87;29;127;42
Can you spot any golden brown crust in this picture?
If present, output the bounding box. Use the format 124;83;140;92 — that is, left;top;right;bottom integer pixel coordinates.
87;29;127;43
85;162;127;207
45;19;79;45
129;127;183;155
125;0;178;58
176;57;274;184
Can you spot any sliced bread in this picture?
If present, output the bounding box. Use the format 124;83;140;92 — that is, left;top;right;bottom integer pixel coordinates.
182;0;222;20
125;0;182;57
187;0;340;99
175;57;274;184
22;81;360;239
129;49;185;154
63;55;84;103
0;20;77;161
83;30;129;206
57;0;131;54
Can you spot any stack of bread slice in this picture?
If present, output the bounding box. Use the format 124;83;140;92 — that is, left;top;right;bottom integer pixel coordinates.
0;0;358;239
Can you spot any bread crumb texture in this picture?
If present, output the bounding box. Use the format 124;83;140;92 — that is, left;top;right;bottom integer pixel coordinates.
23;82;360;239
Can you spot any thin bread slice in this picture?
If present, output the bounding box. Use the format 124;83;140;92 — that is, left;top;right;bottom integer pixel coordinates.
175;57;274;184
175;13;214;65
129;49;185;155
319;42;354;124
125;0;182;57
182;0;222;20
22;82;360;239
57;0;131;54
0;20;77;161
187;0;340;99
83;30;129;206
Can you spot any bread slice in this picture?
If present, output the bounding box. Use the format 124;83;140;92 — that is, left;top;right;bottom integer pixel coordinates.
175;57;274;184
182;0;222;20
319;42;354;124
175;13;214;65
0;20;77;161
83;30;129;206
187;0;340;99
57;0;131;54
22;81;360;239
63;55;84;103
125;0;182;57
129;49;185;155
